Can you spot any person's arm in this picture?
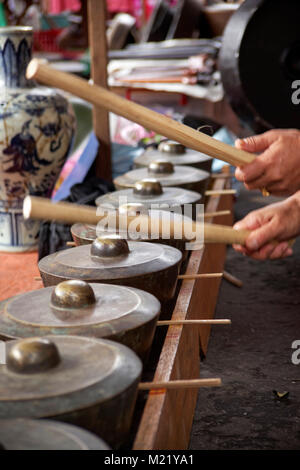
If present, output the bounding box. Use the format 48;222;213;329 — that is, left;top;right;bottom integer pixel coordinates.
233;191;300;260
235;129;300;196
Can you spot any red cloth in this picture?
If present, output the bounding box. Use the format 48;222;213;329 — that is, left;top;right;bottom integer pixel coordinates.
0;252;42;302
48;0;81;13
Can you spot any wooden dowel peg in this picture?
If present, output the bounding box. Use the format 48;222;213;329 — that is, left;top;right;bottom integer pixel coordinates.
66;241;76;247
211;173;234;179
223;271;243;288
34;276;42;281
157;319;231;326
178;273;223;280
205;189;236;196
203;210;231;219
138;378;222;390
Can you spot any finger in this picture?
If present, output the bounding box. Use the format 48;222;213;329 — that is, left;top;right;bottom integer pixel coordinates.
282;247;293;258
243;170;281;192
258;242;280;259
234;210;270;232
232;243;247;254
235;131;277;154
260;180;292;197
269;242;290;260
245;219;280;251
277;246;293;259
235;158;266;184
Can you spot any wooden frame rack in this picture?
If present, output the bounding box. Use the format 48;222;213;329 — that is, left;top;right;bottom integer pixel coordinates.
86;1;234;450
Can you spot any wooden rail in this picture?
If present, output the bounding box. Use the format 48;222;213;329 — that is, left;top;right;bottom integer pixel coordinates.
133;174;233;449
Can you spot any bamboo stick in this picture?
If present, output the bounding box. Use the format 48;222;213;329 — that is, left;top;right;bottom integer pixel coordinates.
138;378;222;390
26;59;255;168
211;173;234;179
203;210;231;219
23;196;250;246
223;270;243;288
205;189;236;196
157;319;231;326
178;273;223;279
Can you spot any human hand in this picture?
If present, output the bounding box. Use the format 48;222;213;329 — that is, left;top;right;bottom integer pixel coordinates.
235;129;300;196
233;193;300;260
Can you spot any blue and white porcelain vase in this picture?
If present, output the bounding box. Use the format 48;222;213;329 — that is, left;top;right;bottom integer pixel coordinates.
0;26;76;252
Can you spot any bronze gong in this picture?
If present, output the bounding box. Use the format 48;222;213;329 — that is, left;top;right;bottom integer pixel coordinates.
95;179;202;219
0;279;160;361
73;186;195;257
38;237;183;304
113;161;210;195
70;217;187;261
0;418;110;450
133;140;213;172
0;335;142;449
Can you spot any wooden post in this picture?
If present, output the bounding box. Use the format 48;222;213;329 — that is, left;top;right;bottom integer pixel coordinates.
87;0;112;181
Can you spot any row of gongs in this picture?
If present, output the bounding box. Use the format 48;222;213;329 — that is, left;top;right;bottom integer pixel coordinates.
0;141;221;450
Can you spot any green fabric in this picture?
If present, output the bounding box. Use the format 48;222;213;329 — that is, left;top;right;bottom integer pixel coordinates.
0;4;7;27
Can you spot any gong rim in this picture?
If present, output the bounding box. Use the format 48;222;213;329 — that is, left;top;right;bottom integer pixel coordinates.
95;186;202;210
0;418;110;450
0;335;142;420
0;283;160;342
113;165;210;190
133;146;212;168
38;241;182;283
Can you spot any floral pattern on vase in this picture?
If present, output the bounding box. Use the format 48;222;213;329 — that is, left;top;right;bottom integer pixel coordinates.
0;26;76;252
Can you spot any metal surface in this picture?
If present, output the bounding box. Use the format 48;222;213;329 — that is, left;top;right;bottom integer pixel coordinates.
70;217;188;261
96;184;202;211
38;240;182;304
134;140;213;172
219;0;300;132
7;338;61;374
70;220;187;259
0;335;142;448
0;280;160;360
0;418;110;450
113;164;210;194
133;180;163;196
148;161;175;175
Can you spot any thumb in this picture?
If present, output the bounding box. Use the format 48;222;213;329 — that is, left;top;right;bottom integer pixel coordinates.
235;131;277;154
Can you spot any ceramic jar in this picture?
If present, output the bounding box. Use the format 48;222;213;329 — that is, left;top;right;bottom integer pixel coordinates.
0;26;76;252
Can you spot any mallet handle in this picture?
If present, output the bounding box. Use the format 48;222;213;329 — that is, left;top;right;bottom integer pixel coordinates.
26;59;255;167
23;196;250;245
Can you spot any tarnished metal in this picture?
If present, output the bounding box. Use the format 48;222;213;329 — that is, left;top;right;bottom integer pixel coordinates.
90;237;130;258
51;279;96;309
159;140;186;155
7;337;61;374
133;180;163;196
148;160;175;175
113;163;210;194
133;140;213;172
95;183;202;213
71;218;188;262
0;335;142;448
71;224;100;246
0;280;160;360
0;418;110;450
38;240;182;304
